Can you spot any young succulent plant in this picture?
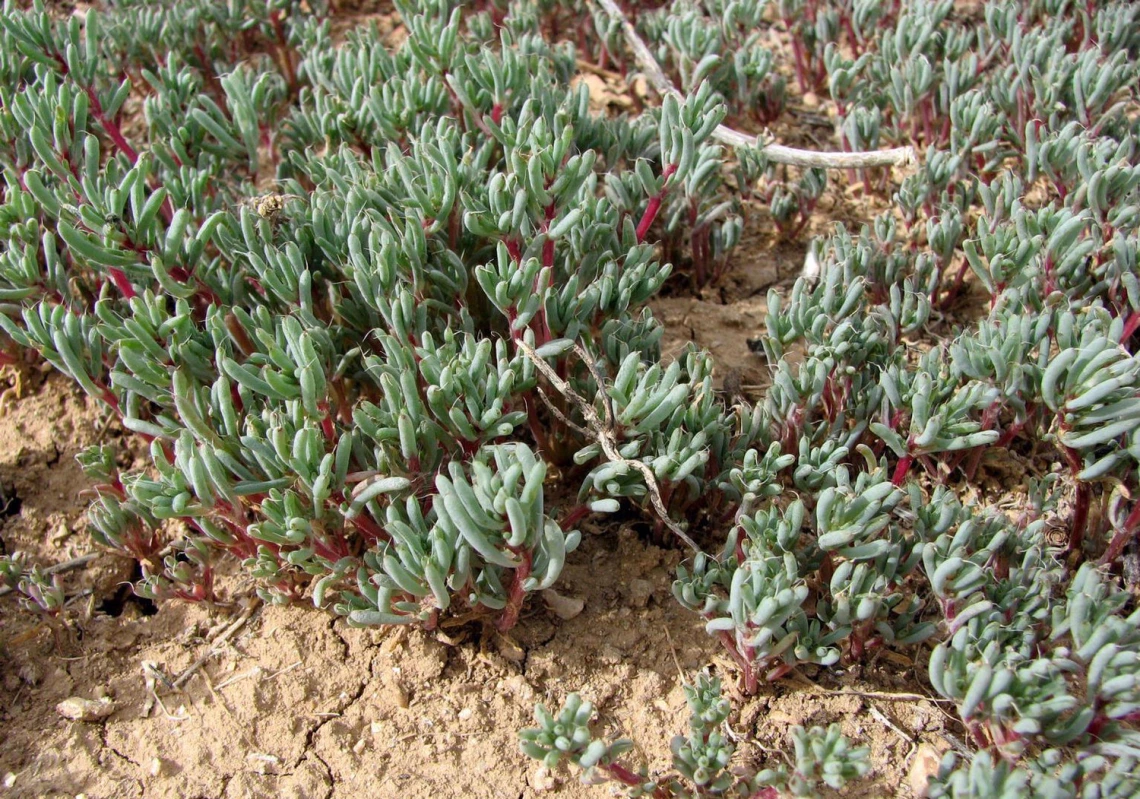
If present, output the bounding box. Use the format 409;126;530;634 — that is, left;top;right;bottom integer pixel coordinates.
521;674;872;797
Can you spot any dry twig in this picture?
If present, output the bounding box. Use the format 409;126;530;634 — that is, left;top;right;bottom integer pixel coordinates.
172;598;262;690
787;676;955;704
868;705;919;768
518;340;701;551
662;624;686;681
591;0;917;170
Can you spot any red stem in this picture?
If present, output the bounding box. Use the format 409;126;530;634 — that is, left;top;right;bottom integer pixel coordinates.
635;164;677;243
542;202;556;269
318;400;336;441
715;629;758;694
560;504;591;530
87;90;138;164
47;53;137;164
790;37;808;93
603;763;644;787
270;11;299;93
99;386;121;413
601;763;672;799
108;267;137;300
892;453;914;486
525;394;551;454
346;507;387;545
497;550;532;632
1122;310;1140;344
1099;501;1140;565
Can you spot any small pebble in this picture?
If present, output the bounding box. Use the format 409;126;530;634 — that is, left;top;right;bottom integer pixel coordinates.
530;765;558;791
598;644;623;664
542;588;585;620
627;579;653;608
56;696;115;722
502;675;535;702
50;523;71;546
496;636;526;663
908;743;944;797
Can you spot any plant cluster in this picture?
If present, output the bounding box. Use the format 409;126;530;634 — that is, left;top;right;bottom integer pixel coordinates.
520;673;869;798
2;0;1140;796
0;551;65;614
0;0;744;627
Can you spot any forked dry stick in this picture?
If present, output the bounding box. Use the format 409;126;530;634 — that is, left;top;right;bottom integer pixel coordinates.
592;0;917;170
172;598;262;690
518;340;701;552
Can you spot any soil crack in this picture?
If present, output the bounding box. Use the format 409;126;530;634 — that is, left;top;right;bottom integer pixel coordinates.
301;672;367;759
308;750;335;799
100;720;144;769
296;623;368;772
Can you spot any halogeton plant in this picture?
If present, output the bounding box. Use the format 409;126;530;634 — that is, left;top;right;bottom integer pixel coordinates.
4;1;1140;797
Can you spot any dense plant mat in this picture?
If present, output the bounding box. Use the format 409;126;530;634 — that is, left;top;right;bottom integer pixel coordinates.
1;0;1139;796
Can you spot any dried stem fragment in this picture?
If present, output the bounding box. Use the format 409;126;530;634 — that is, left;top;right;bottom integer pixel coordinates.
592;0;917;170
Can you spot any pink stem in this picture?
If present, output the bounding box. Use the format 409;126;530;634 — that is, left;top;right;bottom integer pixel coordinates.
1122;310;1140;344
635;164;677;243
108;267;137;299
892;453;914;486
